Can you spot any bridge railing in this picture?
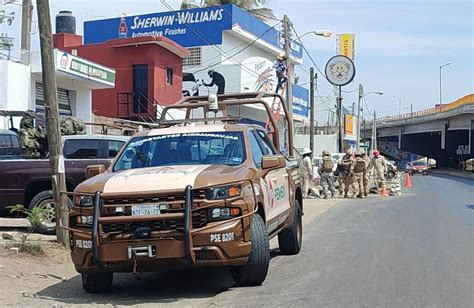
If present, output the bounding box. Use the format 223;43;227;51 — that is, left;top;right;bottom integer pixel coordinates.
370;93;474;125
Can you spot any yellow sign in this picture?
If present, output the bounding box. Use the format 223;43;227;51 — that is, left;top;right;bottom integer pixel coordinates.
345;114;354;135
339;34;355;61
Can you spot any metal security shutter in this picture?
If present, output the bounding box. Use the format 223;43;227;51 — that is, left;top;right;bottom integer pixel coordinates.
35;82;72;116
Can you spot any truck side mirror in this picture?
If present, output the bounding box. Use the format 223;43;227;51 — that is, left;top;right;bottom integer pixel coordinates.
261;155;286;170
85;165;106;179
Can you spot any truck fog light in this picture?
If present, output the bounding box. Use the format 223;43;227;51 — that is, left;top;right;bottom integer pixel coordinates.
208;207;241;221
76;215;93;225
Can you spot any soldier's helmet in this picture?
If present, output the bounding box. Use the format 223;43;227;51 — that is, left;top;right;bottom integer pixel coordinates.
355;149;362;156
20;115;34;129
322;149;330;156
345;149;353;156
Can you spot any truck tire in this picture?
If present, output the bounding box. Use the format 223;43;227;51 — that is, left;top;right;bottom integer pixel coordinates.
81;272;113;293
28;190;56;235
231;214;270;286
278;200;302;255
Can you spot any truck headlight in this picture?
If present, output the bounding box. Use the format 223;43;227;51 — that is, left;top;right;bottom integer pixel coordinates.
208;207;241;221
206;185;241;200
79;196;93;207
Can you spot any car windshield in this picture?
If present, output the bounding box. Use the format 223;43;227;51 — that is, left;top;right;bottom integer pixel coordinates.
113;132;246;171
412;161;426;166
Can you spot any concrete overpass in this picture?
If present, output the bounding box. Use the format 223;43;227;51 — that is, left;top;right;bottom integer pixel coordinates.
363;94;474;167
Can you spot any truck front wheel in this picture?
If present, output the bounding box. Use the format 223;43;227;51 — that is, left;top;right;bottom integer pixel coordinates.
231;214;270;286
278;200;302;255
81;272;113;293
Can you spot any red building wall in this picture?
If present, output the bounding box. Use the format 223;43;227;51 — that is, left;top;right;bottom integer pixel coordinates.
53;34;188;118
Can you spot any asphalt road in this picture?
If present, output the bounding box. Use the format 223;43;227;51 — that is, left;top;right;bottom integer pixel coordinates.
35;174;474;307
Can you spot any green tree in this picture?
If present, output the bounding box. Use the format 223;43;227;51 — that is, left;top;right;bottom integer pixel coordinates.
180;0;276;21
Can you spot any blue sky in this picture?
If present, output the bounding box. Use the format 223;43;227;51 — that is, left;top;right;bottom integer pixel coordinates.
2;0;472;117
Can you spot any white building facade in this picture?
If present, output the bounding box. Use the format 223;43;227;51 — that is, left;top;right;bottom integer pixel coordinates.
0;50;115;130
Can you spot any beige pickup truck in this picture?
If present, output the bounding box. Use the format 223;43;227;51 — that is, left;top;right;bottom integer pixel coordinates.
64;93;303;293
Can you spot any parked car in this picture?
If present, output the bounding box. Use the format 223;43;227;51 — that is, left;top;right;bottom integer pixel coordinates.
0;129;21;159
408;161;429;176
0;134;129;234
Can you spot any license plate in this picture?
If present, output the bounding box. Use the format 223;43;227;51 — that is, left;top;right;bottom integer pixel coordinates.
132;205;161;216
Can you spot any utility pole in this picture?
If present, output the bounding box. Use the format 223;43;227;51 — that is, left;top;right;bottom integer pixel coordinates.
282;15;292;114
356;83;363;149
21;0;32;65
410;103;413;117
373;110;377;152
37;0;68;245
309;67;315;157
337;87;343;153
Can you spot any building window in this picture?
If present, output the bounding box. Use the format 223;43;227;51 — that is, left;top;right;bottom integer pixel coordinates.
183;47;202;67
166;68;173;85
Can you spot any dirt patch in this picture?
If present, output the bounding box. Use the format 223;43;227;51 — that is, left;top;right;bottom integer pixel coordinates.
0;240;77;306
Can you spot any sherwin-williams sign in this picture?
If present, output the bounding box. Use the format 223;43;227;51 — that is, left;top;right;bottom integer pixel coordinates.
56;51;116;86
84;5;233;46
84;4;303;59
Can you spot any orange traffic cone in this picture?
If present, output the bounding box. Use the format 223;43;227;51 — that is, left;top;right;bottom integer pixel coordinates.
380;185;389;197
404;173;412;188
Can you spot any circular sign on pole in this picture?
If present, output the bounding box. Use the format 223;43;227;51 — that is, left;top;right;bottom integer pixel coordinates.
325;55;356;86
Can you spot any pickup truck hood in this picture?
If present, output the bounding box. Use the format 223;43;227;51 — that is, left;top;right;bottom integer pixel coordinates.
76;164;252;194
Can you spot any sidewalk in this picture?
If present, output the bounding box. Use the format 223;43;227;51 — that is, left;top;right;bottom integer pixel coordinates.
430;168;474;180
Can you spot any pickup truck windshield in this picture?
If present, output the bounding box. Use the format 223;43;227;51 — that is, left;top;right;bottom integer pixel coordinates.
114;132;246;171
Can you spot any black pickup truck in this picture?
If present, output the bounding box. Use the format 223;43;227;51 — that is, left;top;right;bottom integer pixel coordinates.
0;134;129;234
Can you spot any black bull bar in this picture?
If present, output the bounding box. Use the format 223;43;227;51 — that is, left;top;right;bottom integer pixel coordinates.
61;185;257;266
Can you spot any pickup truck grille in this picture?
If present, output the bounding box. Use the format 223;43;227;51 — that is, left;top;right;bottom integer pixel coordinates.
102;210;207;233
102;189;207;206
101;209;208;233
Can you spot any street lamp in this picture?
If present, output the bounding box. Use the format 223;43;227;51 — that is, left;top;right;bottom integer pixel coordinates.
393;95;402;115
293;30;333;42
439;63;452;109
356;86;383;149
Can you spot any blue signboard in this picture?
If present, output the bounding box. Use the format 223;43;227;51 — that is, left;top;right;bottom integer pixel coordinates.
292;84;310;118
83;4;303;58
84;5;233;47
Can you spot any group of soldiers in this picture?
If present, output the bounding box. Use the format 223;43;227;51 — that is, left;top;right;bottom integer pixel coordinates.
300;147;389;199
18;115;86;158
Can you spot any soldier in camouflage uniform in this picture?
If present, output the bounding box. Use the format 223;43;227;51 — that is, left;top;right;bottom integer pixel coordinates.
360;149;371;197
19;115;45;159
338;149;354;198
350;150;368;198
319;150;337;199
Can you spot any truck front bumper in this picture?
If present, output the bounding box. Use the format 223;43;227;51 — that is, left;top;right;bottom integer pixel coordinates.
63;185;255;273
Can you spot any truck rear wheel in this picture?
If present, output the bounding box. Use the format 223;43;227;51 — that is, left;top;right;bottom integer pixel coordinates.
231;214;270;286
28;190;56;235
278;200;302;255
81;272;113;293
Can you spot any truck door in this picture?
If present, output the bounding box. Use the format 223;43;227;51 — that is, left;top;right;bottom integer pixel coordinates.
249;130;290;233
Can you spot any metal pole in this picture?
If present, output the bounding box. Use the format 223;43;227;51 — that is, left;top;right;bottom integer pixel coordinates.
283;15;292;112
411;103;413;117
398;97;402;116
21;0;33;65
356;83;363;149
37;0;69;245
439;66;442;108
337;86;343;152
309;67;315;157
374;110;377;152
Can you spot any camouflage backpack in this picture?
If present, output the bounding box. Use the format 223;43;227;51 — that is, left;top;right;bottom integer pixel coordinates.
61;117;86;135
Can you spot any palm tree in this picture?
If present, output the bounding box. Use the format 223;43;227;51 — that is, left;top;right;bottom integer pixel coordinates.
180;0;276;21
